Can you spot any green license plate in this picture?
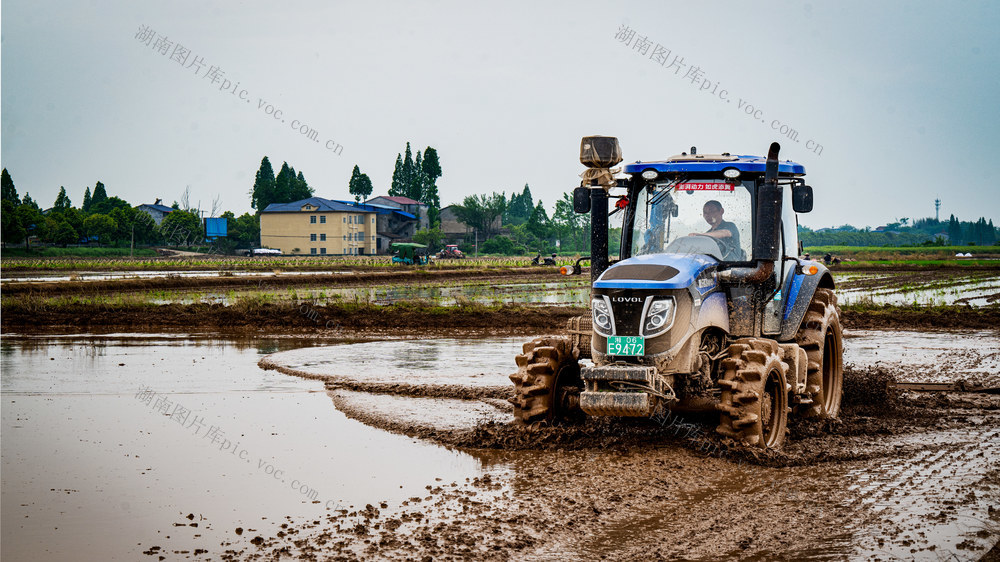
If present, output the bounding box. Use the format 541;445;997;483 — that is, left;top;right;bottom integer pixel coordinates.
607;336;645;356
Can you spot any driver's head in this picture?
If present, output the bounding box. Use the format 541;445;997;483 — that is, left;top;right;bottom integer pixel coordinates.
703;200;724;227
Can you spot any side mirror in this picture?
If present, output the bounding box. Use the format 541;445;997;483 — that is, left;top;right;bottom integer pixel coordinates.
573;186;591;214
792;185;813;213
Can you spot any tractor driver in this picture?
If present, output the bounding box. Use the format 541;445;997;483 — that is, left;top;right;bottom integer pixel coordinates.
688;200;742;260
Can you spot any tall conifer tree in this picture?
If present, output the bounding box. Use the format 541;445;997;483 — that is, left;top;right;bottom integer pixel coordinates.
250;156;276;212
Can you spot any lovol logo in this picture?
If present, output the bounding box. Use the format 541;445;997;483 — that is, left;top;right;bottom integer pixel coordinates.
611;296;642;303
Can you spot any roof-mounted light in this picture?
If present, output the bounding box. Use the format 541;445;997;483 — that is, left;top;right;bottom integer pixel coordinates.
723;168;741;179
641;169;658;180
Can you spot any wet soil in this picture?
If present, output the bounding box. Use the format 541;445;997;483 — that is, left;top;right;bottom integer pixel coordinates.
237;332;1000;559
840;305;1000;330
1;302;585;336
218;381;1000;561
5;333;998;560
4;299;998;335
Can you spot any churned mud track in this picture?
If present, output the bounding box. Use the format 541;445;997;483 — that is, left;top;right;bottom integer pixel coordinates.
219;372;1000;560
239;334;1000;559
0;266;562;297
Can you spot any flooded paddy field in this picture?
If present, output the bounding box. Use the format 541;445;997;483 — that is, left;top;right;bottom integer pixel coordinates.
835;269;1000;307
3;265;998;310
2;330;998;561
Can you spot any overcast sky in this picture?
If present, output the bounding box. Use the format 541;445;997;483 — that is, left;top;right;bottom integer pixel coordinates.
2;0;998;228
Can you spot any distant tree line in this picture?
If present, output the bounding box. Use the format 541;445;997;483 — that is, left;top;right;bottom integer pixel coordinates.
800;214;997;247
1;167;261;251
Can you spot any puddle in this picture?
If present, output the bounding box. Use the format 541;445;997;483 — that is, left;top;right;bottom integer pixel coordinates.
0;334;500;561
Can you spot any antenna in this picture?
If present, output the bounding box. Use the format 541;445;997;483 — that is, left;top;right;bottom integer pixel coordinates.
935;197;941;222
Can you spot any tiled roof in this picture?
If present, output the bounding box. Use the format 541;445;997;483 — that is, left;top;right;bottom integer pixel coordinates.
139;204;174;213
262;197;372;213
370;196;423;205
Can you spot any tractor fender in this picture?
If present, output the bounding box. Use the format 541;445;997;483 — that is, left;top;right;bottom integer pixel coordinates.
658;289;730;375
778;261;835;341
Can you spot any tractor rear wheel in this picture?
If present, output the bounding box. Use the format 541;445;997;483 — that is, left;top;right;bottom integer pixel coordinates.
716;338;790;449
509;336;583;425
794;288;844;418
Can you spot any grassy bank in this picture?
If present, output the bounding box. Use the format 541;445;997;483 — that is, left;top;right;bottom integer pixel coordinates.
0;255;565;272
804;245;1000;261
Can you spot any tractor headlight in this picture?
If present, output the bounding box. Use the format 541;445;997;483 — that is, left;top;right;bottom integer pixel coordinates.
641;169;658;181
723;167;740;179
592;297;614;337
642;297;676;337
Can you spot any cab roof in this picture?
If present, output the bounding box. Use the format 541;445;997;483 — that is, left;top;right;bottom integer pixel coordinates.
623;152;805;176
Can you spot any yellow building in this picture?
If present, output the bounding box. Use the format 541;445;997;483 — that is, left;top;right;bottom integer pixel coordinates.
260;197;377;255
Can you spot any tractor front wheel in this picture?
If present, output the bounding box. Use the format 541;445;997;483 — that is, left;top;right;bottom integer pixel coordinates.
716;338;791;449
509;336;583;425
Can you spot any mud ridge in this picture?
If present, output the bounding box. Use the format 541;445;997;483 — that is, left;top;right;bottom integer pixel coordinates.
840;305;1000;330
5;299;999;333
259;356;511;400
2;301;584;335
0;266;562;296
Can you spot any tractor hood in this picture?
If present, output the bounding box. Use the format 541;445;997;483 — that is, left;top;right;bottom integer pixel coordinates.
593;253;717;290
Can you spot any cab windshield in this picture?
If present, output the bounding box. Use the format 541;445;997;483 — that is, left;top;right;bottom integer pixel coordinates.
630;179;752;261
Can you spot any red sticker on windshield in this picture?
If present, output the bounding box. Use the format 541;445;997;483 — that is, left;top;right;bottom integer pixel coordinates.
679;183;735;191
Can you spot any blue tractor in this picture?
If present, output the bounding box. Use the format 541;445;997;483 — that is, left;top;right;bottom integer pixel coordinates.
509;137;843;449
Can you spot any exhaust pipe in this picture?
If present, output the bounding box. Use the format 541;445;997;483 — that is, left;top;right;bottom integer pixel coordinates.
718;142;781;284
590;183;609;282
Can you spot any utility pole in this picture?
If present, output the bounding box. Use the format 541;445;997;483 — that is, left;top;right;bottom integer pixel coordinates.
935;197;941;222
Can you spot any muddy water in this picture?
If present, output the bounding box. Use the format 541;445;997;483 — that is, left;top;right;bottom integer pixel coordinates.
0;334;497;561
